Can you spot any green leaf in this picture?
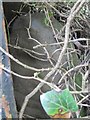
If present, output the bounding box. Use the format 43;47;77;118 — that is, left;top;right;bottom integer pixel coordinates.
75;73;82;91
44;18;50;26
40;89;78;116
44;11;53;26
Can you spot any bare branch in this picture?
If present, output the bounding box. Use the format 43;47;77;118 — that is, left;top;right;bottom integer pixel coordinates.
58;63;88;85
0;46;51;72
19;0;86;119
0;65;59;91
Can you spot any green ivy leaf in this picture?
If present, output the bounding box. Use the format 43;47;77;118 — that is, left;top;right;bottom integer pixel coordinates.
40;89;78;116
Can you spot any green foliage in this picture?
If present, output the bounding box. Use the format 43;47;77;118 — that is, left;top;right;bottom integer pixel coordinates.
75;73;82;91
40;89;78;116
44;11;53;26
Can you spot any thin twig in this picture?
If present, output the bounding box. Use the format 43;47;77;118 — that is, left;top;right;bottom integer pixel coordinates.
78;94;90;104
0;46;51;72
33;38;89;49
0;65;59;91
45;2;68;18
58;63;88;85
9;44;48;62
